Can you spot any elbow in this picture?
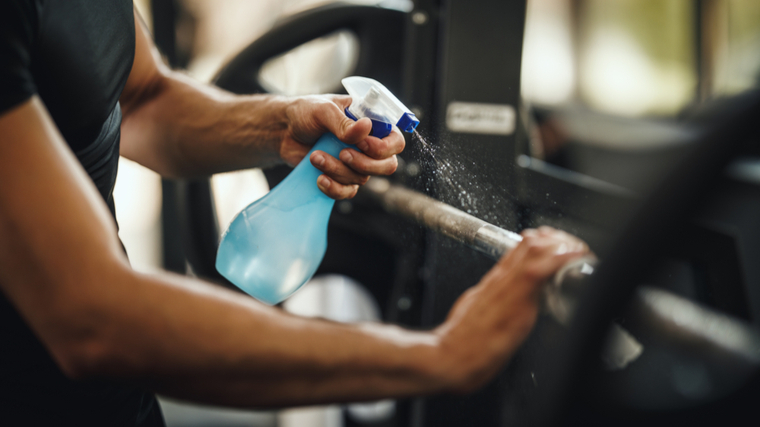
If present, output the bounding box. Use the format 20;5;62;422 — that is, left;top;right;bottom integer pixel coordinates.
46;266;142;381
52;337;116;380
49;310;136;381
51;320;145;381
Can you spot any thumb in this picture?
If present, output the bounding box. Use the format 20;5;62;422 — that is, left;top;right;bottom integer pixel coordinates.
320;96;372;144
329;113;372;145
340;116;372;145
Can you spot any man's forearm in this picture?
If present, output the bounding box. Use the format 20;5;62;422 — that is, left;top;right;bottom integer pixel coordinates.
59;267;452;408
120;10;294;178
120;71;290;178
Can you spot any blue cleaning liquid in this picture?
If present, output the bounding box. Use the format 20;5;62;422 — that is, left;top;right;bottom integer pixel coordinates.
215;133;350;305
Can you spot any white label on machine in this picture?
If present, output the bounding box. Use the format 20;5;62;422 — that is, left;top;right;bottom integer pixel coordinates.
446;102;516;135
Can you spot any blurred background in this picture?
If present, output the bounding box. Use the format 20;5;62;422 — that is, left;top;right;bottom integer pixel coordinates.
121;0;760;274
116;1;760;426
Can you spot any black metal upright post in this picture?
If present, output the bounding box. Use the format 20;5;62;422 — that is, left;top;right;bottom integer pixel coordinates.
413;1;527;426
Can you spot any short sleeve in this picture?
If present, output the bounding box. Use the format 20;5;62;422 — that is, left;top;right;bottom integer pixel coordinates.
0;0;39;114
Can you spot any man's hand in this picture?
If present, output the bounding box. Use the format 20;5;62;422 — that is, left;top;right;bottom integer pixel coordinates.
283;95;405;200
435;226;590;392
120;11;404;195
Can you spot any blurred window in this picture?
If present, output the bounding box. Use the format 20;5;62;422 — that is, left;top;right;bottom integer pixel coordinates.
181;0;386;82
522;0;697;117
523;0;760;117
519;0;707;192
259;30;360;96
707;0;760;96
521;0;576;106
577;0;697;117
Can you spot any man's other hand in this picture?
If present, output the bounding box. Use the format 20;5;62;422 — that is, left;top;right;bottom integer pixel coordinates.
435;226;591;392
282;95;405;199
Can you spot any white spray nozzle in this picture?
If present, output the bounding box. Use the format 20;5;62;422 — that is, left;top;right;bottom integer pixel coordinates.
342;76;419;138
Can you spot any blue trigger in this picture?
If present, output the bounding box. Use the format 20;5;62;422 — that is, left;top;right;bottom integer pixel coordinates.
344;107;393;139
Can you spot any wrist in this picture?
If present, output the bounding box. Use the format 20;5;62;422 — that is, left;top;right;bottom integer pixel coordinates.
271;95;298;166
352;323;456;395
238;93;294;167
432;322;490;394
433;284;541;394
278;96;316;167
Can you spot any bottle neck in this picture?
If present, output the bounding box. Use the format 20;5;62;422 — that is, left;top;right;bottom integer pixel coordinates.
266;133;351;210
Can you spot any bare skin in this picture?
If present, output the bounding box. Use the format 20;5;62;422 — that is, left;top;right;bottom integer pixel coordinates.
0;9;590;409
120;12;402;199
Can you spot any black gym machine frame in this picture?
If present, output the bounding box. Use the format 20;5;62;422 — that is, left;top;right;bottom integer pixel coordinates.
150;1;760;426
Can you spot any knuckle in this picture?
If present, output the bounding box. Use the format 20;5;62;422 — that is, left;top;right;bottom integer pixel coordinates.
390;141;405;156
340;185;356;200
323;157;339;174
377;139;391;156
354;155;371;172
526;241;544;255
340;118;353;137
333;186;349;200
314;104;330;124
386;155;399;174
331;94;351;107
523;266;544;282
324;186;339;199
395;134;406;153
361;140;377;157
363;141;378;157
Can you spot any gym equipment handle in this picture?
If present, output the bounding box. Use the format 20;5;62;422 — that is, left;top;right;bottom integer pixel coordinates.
363;177;760;368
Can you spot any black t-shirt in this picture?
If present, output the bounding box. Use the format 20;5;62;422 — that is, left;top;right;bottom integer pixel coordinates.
0;1;164;425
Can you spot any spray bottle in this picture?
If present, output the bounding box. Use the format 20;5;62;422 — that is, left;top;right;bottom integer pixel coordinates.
216;77;419;304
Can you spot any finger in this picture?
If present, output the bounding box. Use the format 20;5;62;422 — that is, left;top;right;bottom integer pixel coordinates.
498;231;539;267
316;175;360;200
536;226;573;242
536;226;556;236
328;94;353;110
548;230;588;253
339;149;398;176
316;103;372;145
310;151;370;186
528;234;587;257
530;226;587;251
520;228;540;239
356;127;405;159
507;232;584;265
533;248;589;282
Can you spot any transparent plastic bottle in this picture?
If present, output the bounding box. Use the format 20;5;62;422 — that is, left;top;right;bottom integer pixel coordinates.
216;77;419;304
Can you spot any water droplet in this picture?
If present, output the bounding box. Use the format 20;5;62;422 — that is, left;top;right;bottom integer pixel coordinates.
397;296;413;310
